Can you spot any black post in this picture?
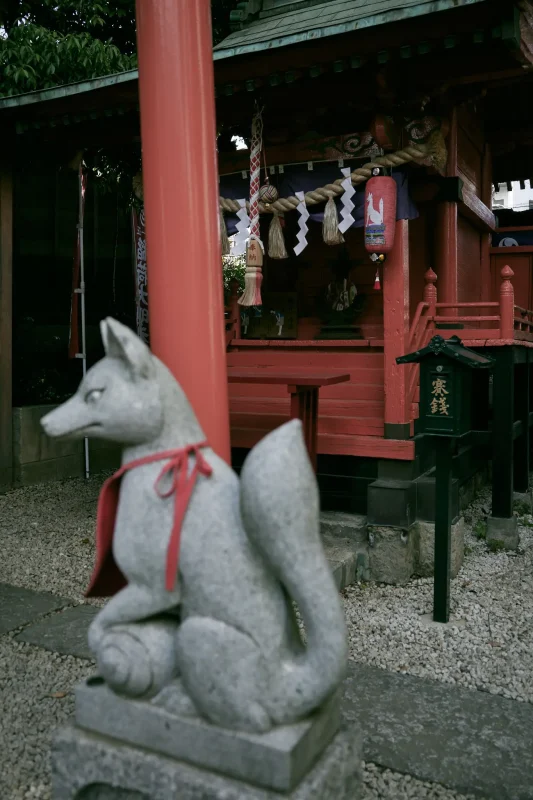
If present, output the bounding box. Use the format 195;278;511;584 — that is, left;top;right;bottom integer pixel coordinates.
491;347;514;519
514;361;530;494
433;437;454;623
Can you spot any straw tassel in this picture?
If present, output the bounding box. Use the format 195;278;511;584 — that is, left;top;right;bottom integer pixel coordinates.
268;213;288;259
322;196;345;246
239;236;264;306
219;207;230;256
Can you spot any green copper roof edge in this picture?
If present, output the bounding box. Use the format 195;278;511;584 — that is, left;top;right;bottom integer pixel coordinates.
213;0;488;59
0;0;490;111
0;69;139;110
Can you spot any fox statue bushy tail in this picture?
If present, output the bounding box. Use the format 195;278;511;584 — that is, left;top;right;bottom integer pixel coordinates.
41;317;347;732
240;421;348;723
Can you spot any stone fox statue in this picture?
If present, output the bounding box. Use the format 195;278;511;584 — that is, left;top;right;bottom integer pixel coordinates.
41;318;347;733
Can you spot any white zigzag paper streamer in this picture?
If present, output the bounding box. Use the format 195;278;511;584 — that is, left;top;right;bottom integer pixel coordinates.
232;199;250;256
338;167;355;234
293;191;309;256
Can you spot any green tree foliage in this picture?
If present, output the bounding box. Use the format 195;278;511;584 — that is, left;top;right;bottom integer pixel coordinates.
0;0;234;96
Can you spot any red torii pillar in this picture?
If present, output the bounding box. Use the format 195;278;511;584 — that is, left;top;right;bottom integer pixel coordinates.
135;0;230;462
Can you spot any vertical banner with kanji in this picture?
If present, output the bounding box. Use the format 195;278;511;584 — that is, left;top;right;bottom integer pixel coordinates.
68;167;87;359
132;206;150;344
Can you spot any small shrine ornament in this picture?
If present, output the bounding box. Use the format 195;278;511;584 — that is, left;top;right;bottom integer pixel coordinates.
370;252;385;291
259;181;279;205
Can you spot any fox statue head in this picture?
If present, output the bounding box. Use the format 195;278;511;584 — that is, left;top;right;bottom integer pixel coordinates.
41;318;204;449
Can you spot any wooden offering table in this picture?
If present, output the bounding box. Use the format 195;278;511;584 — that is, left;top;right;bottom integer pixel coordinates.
227;369;350;470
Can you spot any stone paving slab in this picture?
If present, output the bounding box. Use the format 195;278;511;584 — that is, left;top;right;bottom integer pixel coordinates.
15;604;98;659
0;582;71;635
344;662;533;800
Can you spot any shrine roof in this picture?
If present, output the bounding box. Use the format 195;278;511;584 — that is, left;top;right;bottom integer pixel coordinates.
214;0;488;59
396;336;494;368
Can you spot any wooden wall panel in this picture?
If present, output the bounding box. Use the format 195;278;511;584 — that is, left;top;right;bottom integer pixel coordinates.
409;206;433;319
457;216;481;304
457;104;484;197
0;167;13;486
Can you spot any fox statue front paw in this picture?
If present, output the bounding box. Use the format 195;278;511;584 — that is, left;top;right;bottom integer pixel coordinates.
94;619;180;699
88;617;106;655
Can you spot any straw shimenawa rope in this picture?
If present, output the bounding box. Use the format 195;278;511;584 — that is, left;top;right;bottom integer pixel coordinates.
219;140;430;215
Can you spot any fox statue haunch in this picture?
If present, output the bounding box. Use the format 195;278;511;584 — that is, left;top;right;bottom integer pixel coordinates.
41;318;348;733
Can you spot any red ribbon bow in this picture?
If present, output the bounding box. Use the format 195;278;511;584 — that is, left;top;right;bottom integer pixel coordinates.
86;442;212;597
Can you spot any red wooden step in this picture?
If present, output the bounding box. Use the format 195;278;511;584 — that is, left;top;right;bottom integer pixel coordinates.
230;412;384;437
231;428;415;460
229;383;385;401
227;351;384;369
229;397;384;418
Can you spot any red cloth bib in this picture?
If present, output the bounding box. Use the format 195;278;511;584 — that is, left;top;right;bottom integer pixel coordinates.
86;442;212;598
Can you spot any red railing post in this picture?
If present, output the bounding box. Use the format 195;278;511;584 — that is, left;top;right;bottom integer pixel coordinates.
424;267;437;319
383;219;411;439
500;265;515;340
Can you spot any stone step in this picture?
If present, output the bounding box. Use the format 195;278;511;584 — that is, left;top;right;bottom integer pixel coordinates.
320;511;368;544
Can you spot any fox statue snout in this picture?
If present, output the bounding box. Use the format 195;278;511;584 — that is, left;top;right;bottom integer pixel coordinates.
41;395;102;441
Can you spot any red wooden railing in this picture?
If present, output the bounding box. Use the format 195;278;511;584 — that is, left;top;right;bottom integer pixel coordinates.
406;264;532;413
406;268;436;408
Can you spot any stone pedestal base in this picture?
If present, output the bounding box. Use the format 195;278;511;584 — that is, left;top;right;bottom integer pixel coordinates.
51;678;363;799
486;516;519;551
51;724;363;800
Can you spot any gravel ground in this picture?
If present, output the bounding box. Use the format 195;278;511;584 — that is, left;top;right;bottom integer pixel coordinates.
0;636;93;800
343;488;533;705
1;477;530;798
0;476;106;604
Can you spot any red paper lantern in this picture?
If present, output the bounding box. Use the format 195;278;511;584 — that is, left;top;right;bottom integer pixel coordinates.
364;173;397;254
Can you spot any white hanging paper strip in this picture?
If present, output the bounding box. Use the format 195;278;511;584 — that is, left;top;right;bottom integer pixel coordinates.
294;191;309;256
232;199;250;256
338;166;355;234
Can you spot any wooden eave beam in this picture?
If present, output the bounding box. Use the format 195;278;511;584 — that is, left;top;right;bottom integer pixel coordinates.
215;40;527;132
460;185;496;231
433;176;495;231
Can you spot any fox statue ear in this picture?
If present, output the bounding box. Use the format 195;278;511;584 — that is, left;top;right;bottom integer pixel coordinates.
100;318;153;379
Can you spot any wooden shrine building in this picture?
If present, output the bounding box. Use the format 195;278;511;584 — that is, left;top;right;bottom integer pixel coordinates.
2;0;533;536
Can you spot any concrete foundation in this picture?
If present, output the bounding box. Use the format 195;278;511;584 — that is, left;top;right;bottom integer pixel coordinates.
367;525;416;585
321;515;466;585
486;516;519;551
12;405;120;485
416;518;465;579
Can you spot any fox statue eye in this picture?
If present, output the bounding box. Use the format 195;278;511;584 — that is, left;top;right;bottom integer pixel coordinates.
85;389;104;405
